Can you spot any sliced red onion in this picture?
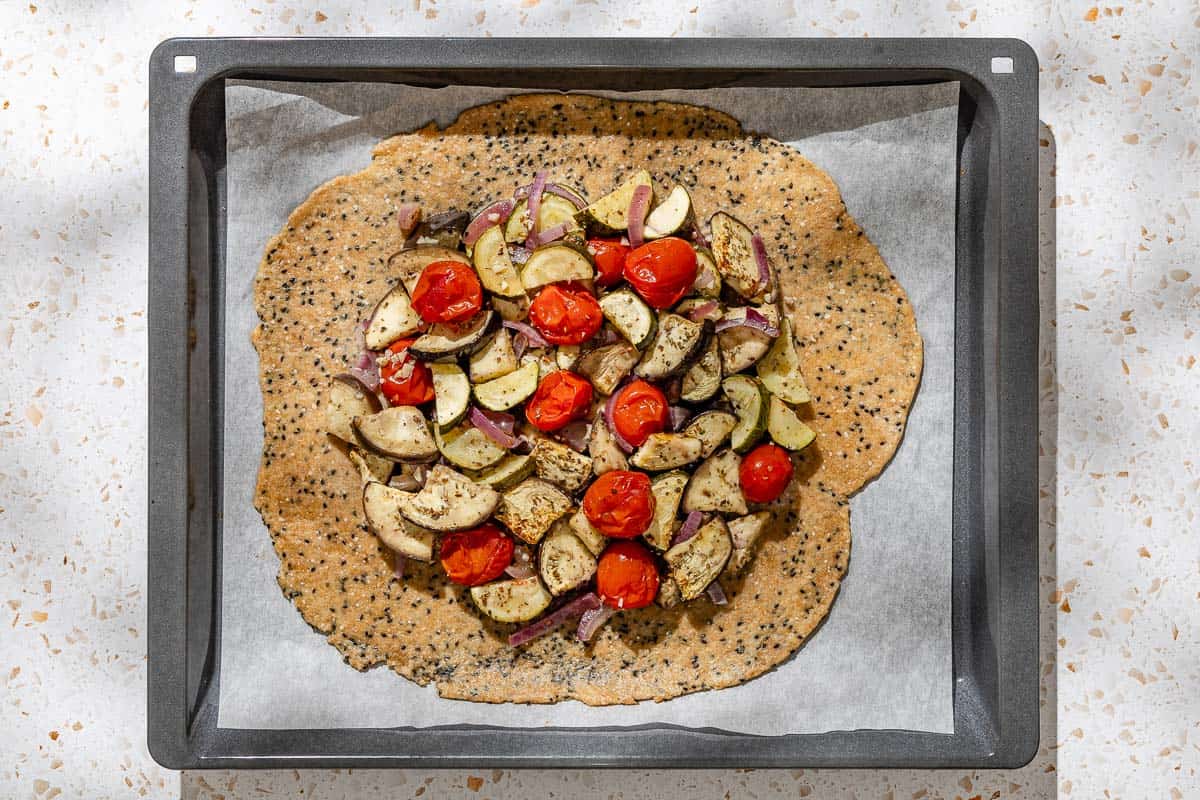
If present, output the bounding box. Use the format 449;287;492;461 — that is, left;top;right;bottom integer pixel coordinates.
396;203;421;237
671;511;704;547
515;182;586;209
463;199;516;246
505;546;536;579
557;420;591;453
469;406;520;449
531;221;570;247
389;473;421;492
668;405;692;432
503;320;550;348
351;350;380;392
626;184;652;249
686;300;721;322
577;604;618;642
508;244;533;265
714;307;779;337
512;334;529;361
597;327;622;345
523;170;549;248
692;269;716;291
705;580;728;606
691;221;710;249
474;407;516;435
751;234;772;293
508;592;602;647
392;553;407;580
602;383;635;453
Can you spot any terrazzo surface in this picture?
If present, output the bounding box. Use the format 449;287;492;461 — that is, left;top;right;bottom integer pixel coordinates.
1;1;1197;797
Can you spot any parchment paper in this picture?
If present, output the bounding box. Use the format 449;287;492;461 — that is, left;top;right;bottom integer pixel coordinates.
218;80;957;735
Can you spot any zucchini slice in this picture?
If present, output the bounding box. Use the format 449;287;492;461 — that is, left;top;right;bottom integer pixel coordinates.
505;193;582;243
756;317;812;404
680;334;722;403
574;341;640;396
691;246;723;299
726;510;772;574
363;284;424;350
629;432;703;472
388;246;470;296
599;289;657;350
568;507;608;556
575;169;653;234
538;523;598;596
408;310;498;360
586;410;629;475
435;423;507;471
722;374;769;453
495;477;573;544
326;374;381;443
468;329;519;384
472;359;540;411
643;185;693;240
682;450;748;516
352;406;439;462
681;410;738;459
468;453;536;491
520;347;560;382
665;516;732;601
470;576;553;623
644;470;689;551
709;211;766;301
491;294;530;322
430;363;470;432
362;481;437;561
634;313;707;380
396;464;501;531
767;395;817;452
531;437;593;492
520;244;593;291
717;305;779;374
471;224;525;298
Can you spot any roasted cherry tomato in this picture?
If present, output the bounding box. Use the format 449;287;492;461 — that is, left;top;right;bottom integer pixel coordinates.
528;282;604;345
622;237;698;309
411;260;483;324
525;370;593;432
583;470;656;539
378;338;435;406
596;540;660;609
586;237;630;288
739;443;795;504
610;379;670;448
439;524;514;587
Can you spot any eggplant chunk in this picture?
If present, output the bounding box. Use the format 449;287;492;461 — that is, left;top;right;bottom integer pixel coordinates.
495;478;573;544
326;374;381;443
682;450;748;516
634;313;706;380
587;410;628;475
726;511;772;574
643;471;689;551
362;481;437;561
347;446;394;485
470;576;553;623
665;516;732;601
408;310;497;360
352;406;438;462
629;432;703;472
574;341;640;396
681;411;738;460
538;521;598;596
394;464;500;532
531;437;593;492
568;507;608;556
717;305;779;374
655;574;683;609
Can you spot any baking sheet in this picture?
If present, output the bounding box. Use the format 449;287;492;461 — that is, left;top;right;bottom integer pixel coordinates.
217;80;957;735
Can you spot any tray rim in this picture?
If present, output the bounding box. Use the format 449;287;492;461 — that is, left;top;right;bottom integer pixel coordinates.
147;35;1040;770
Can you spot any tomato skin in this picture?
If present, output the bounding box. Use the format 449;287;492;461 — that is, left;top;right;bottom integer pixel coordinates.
611;380;670;448
587;238;630;288
596;540;660;609
528;283;604;345
411;260;483;323
739;444;795;504
525;370;593;432
622;237;698;309
582;470;656;539
378;338;435;406
439;524;514;587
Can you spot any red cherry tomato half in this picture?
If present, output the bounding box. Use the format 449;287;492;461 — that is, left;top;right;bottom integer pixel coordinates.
528;282;604;346
439;524;514;587
739;443;795;504
524;370;593;432
586;237;630;288
622;237;698;309
411;260;483;324
596;540;660;610
610;379;670;448
582;470;656;539
378;338;435;406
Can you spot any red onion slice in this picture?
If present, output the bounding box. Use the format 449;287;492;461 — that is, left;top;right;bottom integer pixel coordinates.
626;184;652;249
469;406;519;449
557;420;591;453
351;350;380;392
505;545;536;580
503;320;550;348
396;203;421;237
668;405;692;432
508;244;533;265
392;553;407;580
691;221;710;249
531;221;570;247
671;511;704;547
602;382;635;453
462;199;516;246
686;300;721;322
751;234;772;293
714;308;779;337
577;605;618;642
515;182;586;209
705;580;728;606
523;170;549;248
508;592;602;647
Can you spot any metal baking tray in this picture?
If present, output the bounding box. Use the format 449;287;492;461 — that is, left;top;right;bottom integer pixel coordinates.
148;37;1039;770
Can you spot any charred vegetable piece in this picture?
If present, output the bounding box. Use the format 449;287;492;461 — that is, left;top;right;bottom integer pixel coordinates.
726;511;772;574
470;576;553;623
681;410;738;459
679;334;722;403
352;406;439;462
634;313;706;380
757;317;812;404
574;341;640;396
665;516;732;601
495;477;573;544
468;329;519;384
531;437;593;492
538;522;598;596
682;450;748;516
643;470;688;551
326;374;381;443
587;410;629;475
394;464;501;532
362;481;437;561
364;284;424;350
629;432;703;472
722;374;769;454
468;453;535;491
766;395;817;451
575;169;653;234
568;507;608;557
709;211;766;301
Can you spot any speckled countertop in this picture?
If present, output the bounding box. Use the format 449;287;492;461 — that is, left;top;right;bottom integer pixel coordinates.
2;1;1196;798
